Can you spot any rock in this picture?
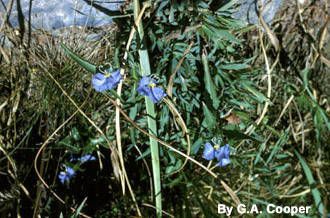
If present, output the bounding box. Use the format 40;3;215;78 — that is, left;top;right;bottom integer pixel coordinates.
0;0;122;30
233;0;282;25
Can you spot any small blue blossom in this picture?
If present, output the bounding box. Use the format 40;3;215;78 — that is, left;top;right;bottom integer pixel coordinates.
202;143;230;167
92;69;122;92
214;144;230;167
58;165;76;184
137;76;166;103
78;154;96;164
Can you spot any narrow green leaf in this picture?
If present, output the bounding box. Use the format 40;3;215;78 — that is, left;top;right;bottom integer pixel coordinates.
202;52;220;109
294;150;324;216
241;82;268;103
220;63;250;70
61;43;96;73
266;129;289;165
72;198;88;218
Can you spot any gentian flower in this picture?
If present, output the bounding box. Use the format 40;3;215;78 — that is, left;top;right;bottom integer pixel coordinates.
92;69;122;92
202;143;230;167
137;76;166;103
58;165;76;184
78;154;96;164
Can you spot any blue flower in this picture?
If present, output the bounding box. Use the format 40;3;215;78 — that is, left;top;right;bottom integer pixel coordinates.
78;154;96;164
92;69;122;92
214;144;230;167
58;165;76;184
202;143;230;167
137;76;166;103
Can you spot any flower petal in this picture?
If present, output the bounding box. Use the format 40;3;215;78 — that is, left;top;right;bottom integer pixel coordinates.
150;87;166;103
223;144;230;158
215;144;229;160
92;73;107;91
58;172;67;184
79;154;96;164
66;166;76;177
215;144;230;167
202;142;215;160
137;76;153;96
108;69;122;88
216;158;230;167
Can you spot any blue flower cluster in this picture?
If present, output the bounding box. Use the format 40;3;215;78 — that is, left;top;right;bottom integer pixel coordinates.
58;154;96;184
202;143;230;167
91;68;166;104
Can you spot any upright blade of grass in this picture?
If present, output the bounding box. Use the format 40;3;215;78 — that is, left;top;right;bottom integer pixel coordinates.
294;150;324;216
61;43;96;73
133;1;162;217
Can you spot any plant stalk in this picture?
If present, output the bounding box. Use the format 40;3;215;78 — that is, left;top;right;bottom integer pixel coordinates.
133;0;162;217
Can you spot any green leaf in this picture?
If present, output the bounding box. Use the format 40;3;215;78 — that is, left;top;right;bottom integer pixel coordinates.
72;198;87;218
71;127;80;141
294;150;324;216
266;128;289;165
202;52;220;109
241;82;268;103
219;63;250;71
191;138;203;155
217;0;239;13
202;103;216;129
61;43;96;73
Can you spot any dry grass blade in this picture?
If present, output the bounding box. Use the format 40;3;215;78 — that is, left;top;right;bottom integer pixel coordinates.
0;0;14;30
258;15;279;51
318;16;329;51
245;32;276;135
320;55;330;67
142;203;175;218
275;95;294;126
0;46;10;64
220;180;241;206
163;98;191;175
166;41;193;98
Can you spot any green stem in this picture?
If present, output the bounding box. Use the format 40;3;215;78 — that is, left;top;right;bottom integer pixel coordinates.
133;1;162;217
